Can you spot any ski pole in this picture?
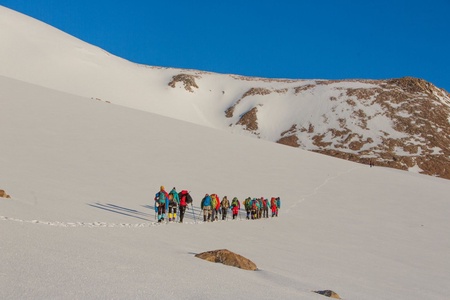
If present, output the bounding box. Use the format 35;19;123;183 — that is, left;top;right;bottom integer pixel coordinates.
191;203;196;222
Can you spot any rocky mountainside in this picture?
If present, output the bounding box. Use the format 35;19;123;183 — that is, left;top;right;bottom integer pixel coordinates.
168;74;450;179
2;5;449;179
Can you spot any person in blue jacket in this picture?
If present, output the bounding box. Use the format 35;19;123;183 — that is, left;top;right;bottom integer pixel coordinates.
200;194;212;222
155;186;169;223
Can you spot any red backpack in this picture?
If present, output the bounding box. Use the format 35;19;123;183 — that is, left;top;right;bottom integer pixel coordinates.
270;197;277;207
179;190;188;206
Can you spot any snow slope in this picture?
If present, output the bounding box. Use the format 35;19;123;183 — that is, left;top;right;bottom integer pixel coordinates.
1;5;450;299
1;75;450;300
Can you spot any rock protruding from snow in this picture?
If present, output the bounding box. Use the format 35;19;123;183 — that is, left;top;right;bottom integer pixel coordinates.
168;74;199;92
195;249;258;271
314;290;341;299
0;189;11;198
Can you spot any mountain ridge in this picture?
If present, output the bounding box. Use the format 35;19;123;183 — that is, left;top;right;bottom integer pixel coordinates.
1;5;449;179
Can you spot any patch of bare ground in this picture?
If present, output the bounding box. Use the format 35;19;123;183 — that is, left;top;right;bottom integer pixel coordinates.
280;124;298;136
242;87;272;98
387;77;437;95
230;74;298;83
168;74;200;92
346;87;379;101
312;134;333;148
277;125;300;147
224;106;235;118
294;84;315;94
275;88;288;94
276;77;450;179
237;107;259;132
225;88;272;119
277;135;300;147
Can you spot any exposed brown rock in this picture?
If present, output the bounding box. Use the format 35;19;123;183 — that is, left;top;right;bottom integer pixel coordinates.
314;290;341;299
294;84;315;94
195;249;257;271
168;74;199;92
242;87;272;98
225;88;271;119
199;74;450;179
277;135;300;147
275;77;450;179
0;189;11;198
387;77;437;95
237;107;259;132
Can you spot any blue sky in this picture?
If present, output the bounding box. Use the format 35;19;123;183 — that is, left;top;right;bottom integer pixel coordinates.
2;0;450;91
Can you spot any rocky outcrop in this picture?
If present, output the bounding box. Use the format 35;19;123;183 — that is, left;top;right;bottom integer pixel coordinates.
173;72;450;179
168;74;199;92
314;290;341;299
237;107;259;132
0;189;11;198
235;77;450;179
195;249;258;271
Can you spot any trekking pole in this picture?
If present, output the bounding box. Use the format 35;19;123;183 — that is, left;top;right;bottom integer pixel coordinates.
191;203;196;222
197;208;202;222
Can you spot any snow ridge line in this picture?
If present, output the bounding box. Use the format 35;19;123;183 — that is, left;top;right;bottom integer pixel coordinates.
284;165;361;214
0;215;200;227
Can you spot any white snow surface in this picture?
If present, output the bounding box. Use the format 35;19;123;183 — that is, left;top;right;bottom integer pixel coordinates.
1;5;450;300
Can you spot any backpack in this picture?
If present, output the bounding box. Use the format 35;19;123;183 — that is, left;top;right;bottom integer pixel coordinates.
262;199;268;208
201;195;211;208
179;190;190;206
270;197;277;207
221;198;229;208
211;194;220;209
186;193;193;204
156;191;167;204
244;198;251;210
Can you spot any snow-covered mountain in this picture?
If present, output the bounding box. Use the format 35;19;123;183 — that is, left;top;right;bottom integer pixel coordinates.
1;5;449;180
1;6;450;300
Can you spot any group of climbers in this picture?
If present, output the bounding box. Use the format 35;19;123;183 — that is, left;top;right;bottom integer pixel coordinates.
242;196;281;219
200;193;280;222
155;186;280;223
154;186;193;223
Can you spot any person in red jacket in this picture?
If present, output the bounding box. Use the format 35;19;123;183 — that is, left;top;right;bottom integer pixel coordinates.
261;197;269;218
270;197;279;217
178;190;189;223
230;197;240;220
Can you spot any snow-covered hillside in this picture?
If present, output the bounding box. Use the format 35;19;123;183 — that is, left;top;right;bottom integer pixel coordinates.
1;6;450;299
1;5;449;179
2;73;450;300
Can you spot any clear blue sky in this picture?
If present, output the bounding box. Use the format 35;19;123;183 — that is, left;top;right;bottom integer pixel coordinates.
2;0;450;91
